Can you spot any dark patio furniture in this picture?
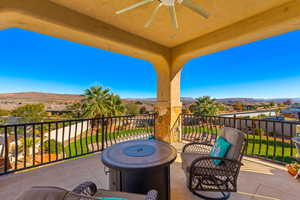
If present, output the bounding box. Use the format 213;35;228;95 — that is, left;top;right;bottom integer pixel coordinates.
72;181;159;200
16;181;158;200
181;127;247;200
101;140;177;200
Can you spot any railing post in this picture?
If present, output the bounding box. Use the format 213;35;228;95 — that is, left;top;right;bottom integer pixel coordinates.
153;113;156;138
4;127;8;173
178;114;182;142
101;117;105;151
234;114;237;128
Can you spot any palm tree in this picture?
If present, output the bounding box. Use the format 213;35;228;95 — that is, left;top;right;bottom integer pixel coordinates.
192;96;221;116
81;85;111;118
107;94;126;116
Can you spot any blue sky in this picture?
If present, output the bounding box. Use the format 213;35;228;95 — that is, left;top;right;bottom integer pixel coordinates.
0;28;299;98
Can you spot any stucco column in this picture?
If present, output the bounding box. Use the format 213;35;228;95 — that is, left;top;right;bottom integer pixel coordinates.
154;61;183;143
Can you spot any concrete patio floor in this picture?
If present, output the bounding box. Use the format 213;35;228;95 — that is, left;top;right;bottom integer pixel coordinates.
0;148;299;200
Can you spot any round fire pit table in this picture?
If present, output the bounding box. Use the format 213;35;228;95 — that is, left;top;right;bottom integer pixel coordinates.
101;140;177;200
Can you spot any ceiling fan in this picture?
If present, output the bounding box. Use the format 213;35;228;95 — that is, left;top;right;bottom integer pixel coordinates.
116;0;210;29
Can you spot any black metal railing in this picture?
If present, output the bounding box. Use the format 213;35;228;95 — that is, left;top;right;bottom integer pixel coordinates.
181;114;300;164
0;114;155;175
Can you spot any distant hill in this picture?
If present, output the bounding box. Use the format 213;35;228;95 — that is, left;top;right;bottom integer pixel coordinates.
125;97;300;104
215;98;300;103
124;97;196;103
0;92;82;103
0;92;299;105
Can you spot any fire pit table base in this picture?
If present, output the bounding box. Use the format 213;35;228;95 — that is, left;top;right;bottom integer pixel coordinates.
109;167;170;200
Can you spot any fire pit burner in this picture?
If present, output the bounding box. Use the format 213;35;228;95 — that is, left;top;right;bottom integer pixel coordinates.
123;145;156;157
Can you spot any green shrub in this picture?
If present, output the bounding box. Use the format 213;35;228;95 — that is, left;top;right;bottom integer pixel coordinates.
253;128;265;136
268;131;277;137
0;109;10;116
43;139;62;154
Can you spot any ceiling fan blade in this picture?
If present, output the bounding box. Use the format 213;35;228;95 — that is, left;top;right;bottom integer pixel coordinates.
169;5;178;29
181;0;210;19
116;0;154;15
144;3;163;28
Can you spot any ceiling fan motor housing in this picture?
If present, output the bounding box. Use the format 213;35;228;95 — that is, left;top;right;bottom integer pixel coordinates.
159;0;176;6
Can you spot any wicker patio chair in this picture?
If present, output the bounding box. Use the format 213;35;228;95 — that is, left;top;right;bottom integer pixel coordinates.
181;127;247;200
16;181;158;200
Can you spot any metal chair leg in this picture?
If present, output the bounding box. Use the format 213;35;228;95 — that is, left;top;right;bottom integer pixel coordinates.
192;190;231;200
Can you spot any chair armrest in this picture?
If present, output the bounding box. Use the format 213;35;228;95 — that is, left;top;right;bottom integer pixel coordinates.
182;142;213;153
145;190;158;200
72;181;97;196
190;156;243;176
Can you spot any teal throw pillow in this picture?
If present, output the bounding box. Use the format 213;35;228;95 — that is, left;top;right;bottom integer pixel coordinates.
209;136;231;165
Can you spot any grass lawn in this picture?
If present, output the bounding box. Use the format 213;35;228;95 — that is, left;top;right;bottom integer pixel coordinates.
50;125;297;164
246;134;297;163
64;128;154;157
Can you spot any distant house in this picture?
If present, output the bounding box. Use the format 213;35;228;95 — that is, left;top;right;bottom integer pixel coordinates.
46;110;71;116
281;106;300;119
262;116;285;121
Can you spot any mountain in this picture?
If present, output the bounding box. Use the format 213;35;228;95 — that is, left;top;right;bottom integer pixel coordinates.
0;92;299;105
217;98;300;103
124;98;156;102
0;92;82;103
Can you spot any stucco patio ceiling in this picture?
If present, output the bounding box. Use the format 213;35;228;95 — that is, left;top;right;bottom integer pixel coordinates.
1;0;300;65
51;0;291;47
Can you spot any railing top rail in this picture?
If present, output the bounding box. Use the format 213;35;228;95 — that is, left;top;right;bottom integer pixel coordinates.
0;113;156;128
181;114;300;125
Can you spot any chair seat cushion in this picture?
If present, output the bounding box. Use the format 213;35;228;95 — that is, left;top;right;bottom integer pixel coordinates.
16;186;69;200
181;152;232;177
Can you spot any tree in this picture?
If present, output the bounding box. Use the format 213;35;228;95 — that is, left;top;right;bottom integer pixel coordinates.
0;118;7;124
139;106;147;114
269;102;275;107
80;85;126;118
262;103;270;109
283;99;292;105
125;102;140;115
275;109;281;116
191;96;221;116
233;102;244;111
182;104;192;114
135;101;143;105
107;94;126;116
0;109;10;116
81;85;111;118
12;104;47;123
64;102;83;119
